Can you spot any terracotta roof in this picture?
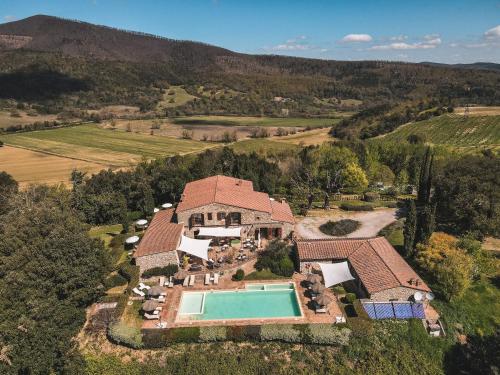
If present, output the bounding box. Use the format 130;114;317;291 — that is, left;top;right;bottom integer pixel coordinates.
176;176;293;224
270;200;295;224
296;237;430;294
134;209;183;258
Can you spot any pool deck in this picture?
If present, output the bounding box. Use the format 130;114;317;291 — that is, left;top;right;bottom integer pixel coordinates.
142;273;344;330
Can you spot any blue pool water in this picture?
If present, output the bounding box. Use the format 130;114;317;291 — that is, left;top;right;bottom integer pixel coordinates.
178;283;301;320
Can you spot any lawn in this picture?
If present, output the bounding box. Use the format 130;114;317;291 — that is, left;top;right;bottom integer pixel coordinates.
378;114;500;150
1;124;216;167
172;115;338;128
89;224;123;247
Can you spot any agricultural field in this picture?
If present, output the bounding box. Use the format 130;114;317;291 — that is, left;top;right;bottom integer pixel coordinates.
0;110;59;129
0;145;104;187
156;85;197;110
274;127;334;146
454;106;500;116
171;115;338;128
230;139;300;157
0;124;216;167
378;114;500;150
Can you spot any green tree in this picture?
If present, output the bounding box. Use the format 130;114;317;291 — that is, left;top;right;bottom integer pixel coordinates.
403;200;417;256
342;163;368;193
0;172;18;215
0;185;109;374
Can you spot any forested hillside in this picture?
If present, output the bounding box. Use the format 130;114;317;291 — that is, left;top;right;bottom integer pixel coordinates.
1;15;500;137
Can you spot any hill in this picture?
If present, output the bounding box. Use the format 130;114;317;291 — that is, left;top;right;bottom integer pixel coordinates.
1;15;500;138
376;114;500;150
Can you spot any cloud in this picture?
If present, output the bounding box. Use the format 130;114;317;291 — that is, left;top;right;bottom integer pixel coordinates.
263;36;313;51
3;15;17;22
370;36;441;50
484;25;500;39
341;34;373;42
390;35;408;41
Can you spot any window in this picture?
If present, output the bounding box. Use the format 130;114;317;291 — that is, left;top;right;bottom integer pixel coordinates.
191;213;204;226
207;213;213;220
217;212;226;220
229;212;241;225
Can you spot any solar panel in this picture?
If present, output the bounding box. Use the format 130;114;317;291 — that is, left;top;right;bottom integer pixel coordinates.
411;303;425;319
393;302;413;319
362;302;377;319
373;303;395;319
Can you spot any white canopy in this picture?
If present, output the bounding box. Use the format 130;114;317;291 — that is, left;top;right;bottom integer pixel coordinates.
136;219;148;226
125;235;140;244
177;235;211;261
318;262;355;288
197;227;242;238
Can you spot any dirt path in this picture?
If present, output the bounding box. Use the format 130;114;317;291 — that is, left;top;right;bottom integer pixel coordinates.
295;208;398;239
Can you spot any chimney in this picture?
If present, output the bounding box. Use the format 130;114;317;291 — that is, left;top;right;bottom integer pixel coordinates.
281;198;286;204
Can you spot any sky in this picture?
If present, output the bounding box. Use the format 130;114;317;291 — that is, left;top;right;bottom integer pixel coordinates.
1;0;500;63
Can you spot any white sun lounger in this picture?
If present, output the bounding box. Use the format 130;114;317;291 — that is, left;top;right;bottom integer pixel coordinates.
168;276;174;288
159;276;165;286
139;282;151;290
183;276;189;287
205;273;210;285
144;313;159;320
189;275;195;286
213;273;219;285
132;288;145;297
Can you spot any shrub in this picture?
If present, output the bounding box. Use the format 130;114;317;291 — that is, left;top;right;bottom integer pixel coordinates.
226;325;246;341
167;327;200;343
347;317;374;337
118;262;140;292
319;219;361;236
107;322;143;349
340;202;374;211
141;264;178;279
307;324;351;345
199;326;227;342
103;273;128;289
364;192;380;202
345;293;357;304
232;269;245;281
331;285;346;295
255;240;295;277
260;324;301;343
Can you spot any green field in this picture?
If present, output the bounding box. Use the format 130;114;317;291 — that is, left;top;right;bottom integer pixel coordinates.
157;85;197;109
0;125;215;167
230;139;300;156
379;114;500;149
173;116;338;128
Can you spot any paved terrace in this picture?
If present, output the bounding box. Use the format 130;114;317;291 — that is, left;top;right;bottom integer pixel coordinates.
142;272;343;329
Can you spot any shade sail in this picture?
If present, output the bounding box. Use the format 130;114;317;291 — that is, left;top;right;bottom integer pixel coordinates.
197;227;242;238
318;262;355;288
178;235;211;261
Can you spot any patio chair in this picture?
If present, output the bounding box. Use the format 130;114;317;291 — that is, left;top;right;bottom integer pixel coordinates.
213;273;219;285
144;313;159;320
205;273;210;285
189;275;195;286
183;276;189;287
159;276;165;286
139;282;151;290
157;296;166;303
315;306;327;314
132;288;145;297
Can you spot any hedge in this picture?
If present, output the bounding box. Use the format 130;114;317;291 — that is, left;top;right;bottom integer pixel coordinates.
260;324;301;343
232;269;245;281
141;264;178;279
340;202;374;211
107;322;143;349
308;324;351;345
118;262;140;293
199;326;227;342
319;219;360;236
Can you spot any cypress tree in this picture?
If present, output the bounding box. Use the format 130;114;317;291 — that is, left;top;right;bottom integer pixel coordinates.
403;200;417;256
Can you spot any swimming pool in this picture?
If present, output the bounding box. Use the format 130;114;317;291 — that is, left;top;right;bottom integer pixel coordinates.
177;282;302;321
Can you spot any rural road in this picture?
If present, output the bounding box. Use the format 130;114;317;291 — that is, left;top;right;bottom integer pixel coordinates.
295;208;398;239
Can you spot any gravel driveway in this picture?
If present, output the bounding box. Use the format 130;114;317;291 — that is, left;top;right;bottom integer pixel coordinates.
295;208;398;239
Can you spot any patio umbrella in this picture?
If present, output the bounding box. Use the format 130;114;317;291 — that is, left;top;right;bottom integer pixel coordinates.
147;285;164;297
142;300;159;312
174;269;188;280
306;273;322;284
315;292;333;307
125;235;140;245
311;282;325;294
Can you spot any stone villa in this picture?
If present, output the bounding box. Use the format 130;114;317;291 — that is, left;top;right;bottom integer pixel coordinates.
296;237;431;301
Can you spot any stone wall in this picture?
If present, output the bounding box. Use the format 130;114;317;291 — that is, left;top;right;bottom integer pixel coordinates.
136;250;179;275
177;202;292;239
369;287;419;302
